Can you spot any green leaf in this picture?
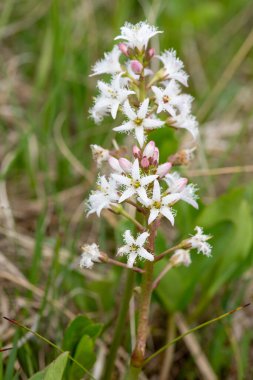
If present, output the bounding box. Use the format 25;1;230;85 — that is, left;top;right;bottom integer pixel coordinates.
44;352;69;380
63;315;102;352
29;369;46;380
29;352;69;380
69;335;96;380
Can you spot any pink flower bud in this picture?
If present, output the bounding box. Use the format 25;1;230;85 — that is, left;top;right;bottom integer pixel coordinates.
118;43;129;56
130;60;143;74
157;162;172;177
148;48;155;58
152;147;159;166
108;156;122;172
143;141;155;159
140;157;150;169
119;158;132;173
177;178;188;191
133;145;141;158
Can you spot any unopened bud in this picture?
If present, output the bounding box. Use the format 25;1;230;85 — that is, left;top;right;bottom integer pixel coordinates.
152;147;159;166
119;158;132;173
148;48;155;58
130;60;143;74
157;162;172;177
177;177;188;191
133;145;141;158
143;141;155;158
118;43;129;56
108;156;122;172
141;157;150;168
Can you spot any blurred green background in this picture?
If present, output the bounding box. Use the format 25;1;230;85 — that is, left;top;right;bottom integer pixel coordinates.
1;0;253;379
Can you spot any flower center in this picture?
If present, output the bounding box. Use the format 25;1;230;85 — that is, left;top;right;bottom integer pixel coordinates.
153;201;161;208
130;244;138;252
133;180;141;188
163;95;170;103
134;117;143;126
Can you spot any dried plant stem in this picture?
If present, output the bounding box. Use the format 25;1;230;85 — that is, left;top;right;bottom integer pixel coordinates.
130;226;156;368
103;270;136;380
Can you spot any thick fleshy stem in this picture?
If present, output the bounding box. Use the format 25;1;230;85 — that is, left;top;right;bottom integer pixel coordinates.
130;224;156;368
103;270;136;380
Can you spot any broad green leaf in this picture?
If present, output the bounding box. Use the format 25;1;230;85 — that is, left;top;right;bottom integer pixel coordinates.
69;335;96;380
63;315;102;352
29;352;69;380
29;369;46;380
44;352;69;380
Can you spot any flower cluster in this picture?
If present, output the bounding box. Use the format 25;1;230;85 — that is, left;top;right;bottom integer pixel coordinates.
82;21;212;269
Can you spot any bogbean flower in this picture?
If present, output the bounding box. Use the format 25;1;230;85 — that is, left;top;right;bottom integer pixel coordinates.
90;46;122;76
114;21;162;51
139;180;180;225
90;144;110;167
80;243;101;268
86;176;119;216
171;112;199;139
90;75;135;121
152;80;186;116
156;49;189;86
117;230;153;267
189;226;212;257
170;249;192;267
113;99;164;147
164;172;199;209
112;158;158;203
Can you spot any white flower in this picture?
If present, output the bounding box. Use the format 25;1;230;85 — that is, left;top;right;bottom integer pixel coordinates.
89;97;110;123
152;80;182;116
90;144;110;167
115;21;162;51
164;172;199;209
112;158;157;203
157;49;189;86
113;99;164;147
80;243;101;269
118;230;153;267
189;226;212;257
139;180;180;225
95;75;135;119
170;249;191;267
86;176;119;216
90;46;122;76
171;112;199;139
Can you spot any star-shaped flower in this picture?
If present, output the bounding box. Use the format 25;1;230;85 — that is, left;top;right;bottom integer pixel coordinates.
139;180;180;225
152;80;193;117
164;172;199;209
86;176;119;216
90;46;122;76
113;99;164;147
80;243;101;269
189;226;212;257
112;158;157;203
157;49;189;86
171;112;199;140
115;21;162;51
118;230;153;267
95;75;135;119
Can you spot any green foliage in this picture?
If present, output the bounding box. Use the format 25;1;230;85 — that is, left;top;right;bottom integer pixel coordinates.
63;315;102;379
156;187;253;312
29;352;69;380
